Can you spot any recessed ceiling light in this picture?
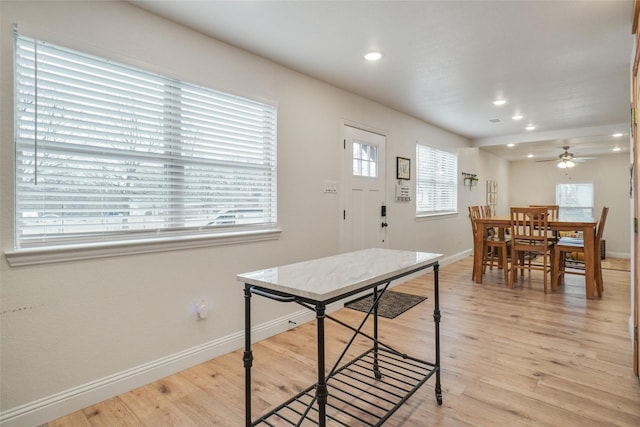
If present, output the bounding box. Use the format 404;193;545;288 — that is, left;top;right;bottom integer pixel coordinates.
364;51;383;61
612;133;623;138
511;115;523;121
525;125;536;131
507;143;515;147
527;153;534;158
493;99;507;106
613;146;621;151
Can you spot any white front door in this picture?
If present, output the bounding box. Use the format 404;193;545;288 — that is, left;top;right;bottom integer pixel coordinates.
341;124;387;252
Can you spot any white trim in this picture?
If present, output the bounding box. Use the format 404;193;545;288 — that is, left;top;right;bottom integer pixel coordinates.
442;249;473;265
4;228;282;267
606;251;631;259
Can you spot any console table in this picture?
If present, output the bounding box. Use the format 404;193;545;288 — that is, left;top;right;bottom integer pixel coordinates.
238;248;443;426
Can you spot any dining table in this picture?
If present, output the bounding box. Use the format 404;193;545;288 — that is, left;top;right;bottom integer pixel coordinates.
471;215;599;299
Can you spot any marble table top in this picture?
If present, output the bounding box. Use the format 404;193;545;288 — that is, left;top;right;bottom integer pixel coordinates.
237;248;442;302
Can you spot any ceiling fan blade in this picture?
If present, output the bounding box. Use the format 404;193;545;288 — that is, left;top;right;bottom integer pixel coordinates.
533;146;598;164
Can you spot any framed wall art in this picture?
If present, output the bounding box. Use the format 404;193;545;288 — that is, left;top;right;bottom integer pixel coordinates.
396;157;411;180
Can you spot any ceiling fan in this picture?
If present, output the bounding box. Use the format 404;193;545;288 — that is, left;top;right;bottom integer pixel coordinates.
536;146;594;168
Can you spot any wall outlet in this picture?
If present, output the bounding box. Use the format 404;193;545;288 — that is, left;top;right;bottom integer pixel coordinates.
196;299;208;320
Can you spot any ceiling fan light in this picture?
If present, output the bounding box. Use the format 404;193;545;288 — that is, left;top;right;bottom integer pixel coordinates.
557;159;575;168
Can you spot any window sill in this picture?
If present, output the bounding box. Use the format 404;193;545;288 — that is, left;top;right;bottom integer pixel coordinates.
415;212;458;221
4;228;282;267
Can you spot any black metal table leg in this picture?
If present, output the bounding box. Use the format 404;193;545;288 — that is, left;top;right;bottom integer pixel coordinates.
433;263;443;405
372;287;382;380
315;302;327;426
243;285;253;426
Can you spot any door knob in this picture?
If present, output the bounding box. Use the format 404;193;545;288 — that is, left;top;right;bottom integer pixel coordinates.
381;222;388;228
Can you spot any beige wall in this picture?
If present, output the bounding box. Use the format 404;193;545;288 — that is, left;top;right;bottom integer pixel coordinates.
479;149;512;216
0;2;480;425
508;153;631;256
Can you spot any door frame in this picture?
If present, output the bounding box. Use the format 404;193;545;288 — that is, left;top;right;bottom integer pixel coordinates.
339;120;389;253
631;8;639;377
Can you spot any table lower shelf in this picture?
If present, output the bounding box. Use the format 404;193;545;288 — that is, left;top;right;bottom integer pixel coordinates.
252;347;439;426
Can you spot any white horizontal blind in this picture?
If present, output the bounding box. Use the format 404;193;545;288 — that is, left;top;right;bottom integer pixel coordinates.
14;34;277;249
416;144;457;216
556;183;594;221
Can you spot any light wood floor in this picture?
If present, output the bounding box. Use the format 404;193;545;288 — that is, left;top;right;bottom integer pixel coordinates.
48;256;639;426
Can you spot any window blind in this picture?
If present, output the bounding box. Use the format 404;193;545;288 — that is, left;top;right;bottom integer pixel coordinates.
416;144;458;216
14;34;277;249
556;183;594;221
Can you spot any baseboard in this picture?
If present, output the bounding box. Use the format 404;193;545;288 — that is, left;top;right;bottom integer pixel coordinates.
0;305;327;427
606;251;630;259
0;254;454;427
443;249;472;265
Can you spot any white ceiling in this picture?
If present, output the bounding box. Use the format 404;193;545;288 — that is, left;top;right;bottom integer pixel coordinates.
129;0;635;162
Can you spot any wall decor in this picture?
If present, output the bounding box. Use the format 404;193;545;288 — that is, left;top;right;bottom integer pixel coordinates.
486;180;497;216
397;157;411;180
461;172;478;190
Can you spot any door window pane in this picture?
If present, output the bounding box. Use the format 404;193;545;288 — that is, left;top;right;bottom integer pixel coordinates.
352;142;378;178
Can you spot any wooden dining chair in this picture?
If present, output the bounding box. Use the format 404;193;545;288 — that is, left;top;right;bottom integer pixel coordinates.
552;206;608;297
481;204;492;218
468;206;480;280
510;206;556;293
469;206;511;287
529;204;560;241
529;204;559;220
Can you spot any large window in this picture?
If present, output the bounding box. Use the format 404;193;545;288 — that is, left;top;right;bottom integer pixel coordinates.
14;35;277;250
556;183;594;221
416;144;458;216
